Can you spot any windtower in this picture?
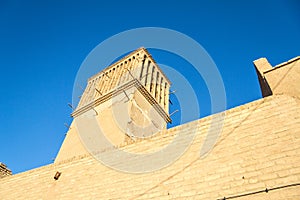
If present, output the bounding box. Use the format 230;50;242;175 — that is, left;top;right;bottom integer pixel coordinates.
55;47;172;162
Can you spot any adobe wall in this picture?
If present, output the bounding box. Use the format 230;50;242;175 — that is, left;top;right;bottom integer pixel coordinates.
1;94;299;199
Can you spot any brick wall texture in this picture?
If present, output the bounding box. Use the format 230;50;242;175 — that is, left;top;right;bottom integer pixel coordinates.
0;57;299;199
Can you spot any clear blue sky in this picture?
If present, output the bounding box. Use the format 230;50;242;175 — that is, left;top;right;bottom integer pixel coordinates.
0;0;299;174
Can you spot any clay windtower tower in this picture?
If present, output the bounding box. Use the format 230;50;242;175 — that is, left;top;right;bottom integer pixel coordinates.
55;47;171;162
